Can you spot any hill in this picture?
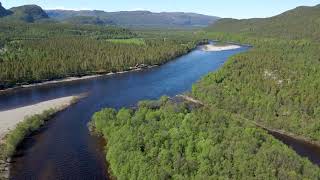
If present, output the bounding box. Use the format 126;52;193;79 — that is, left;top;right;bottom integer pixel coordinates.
207;4;320;40
46;10;219;27
0;2;11;17
9;5;49;22
62;16;114;25
200;4;320;146
0;4;49;23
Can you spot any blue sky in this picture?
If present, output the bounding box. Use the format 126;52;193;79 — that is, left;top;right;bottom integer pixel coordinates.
2;0;320;19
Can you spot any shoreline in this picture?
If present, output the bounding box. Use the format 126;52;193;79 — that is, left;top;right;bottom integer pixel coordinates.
0;65;159;94
0;94;85;179
0;42;213;94
0;42;205;94
0;95;85;141
200;44;242;52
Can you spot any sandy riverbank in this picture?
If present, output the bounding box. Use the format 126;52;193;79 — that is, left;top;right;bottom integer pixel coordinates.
201;44;241;52
0;96;79;140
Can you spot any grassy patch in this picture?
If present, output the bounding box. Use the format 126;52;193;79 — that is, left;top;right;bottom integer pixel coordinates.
106;38;145;45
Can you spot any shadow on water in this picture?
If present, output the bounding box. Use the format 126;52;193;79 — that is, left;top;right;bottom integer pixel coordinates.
12;114;57;159
268;130;320;166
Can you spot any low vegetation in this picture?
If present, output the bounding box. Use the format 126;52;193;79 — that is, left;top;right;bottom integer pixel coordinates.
0;109;56;159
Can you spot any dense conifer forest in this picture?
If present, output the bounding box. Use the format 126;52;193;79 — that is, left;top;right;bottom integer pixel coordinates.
0;22;200;89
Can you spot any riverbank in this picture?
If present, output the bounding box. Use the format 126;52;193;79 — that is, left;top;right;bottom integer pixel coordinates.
201;44;241;52
0;95;84;179
0;65;159;94
0;41;206;94
0;95;83;141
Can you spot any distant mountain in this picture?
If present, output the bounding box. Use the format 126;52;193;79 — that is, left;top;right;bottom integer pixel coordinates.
0;4;49;23
0;2;12;17
0;4;219;27
9;5;49;22
46;10;220;27
207;4;320;40
62;16;114;25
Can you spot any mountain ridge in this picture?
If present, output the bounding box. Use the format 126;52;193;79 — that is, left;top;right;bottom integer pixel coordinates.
46;9;220;27
207;4;320;40
0;3;219;27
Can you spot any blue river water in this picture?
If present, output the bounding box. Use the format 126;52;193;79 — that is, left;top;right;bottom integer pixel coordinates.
0;46;250;179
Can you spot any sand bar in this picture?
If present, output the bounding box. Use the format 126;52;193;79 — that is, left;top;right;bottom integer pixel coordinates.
201;44;241;52
0;96;77;139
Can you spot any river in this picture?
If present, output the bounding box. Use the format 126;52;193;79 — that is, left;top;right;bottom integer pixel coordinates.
1;44;318;179
0;46;246;179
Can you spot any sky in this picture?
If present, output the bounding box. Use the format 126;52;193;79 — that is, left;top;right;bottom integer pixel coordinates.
1;0;320;19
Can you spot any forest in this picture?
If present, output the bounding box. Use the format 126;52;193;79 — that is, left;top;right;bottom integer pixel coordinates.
205;4;320;41
91;98;320;179
0;22;201;89
2;2;320;178
90;3;320;179
192;36;320;142
191;4;320;142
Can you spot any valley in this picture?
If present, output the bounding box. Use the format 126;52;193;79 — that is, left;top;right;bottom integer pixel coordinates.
0;1;320;179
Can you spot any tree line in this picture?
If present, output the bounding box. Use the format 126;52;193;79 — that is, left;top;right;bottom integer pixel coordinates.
0;22;200;89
